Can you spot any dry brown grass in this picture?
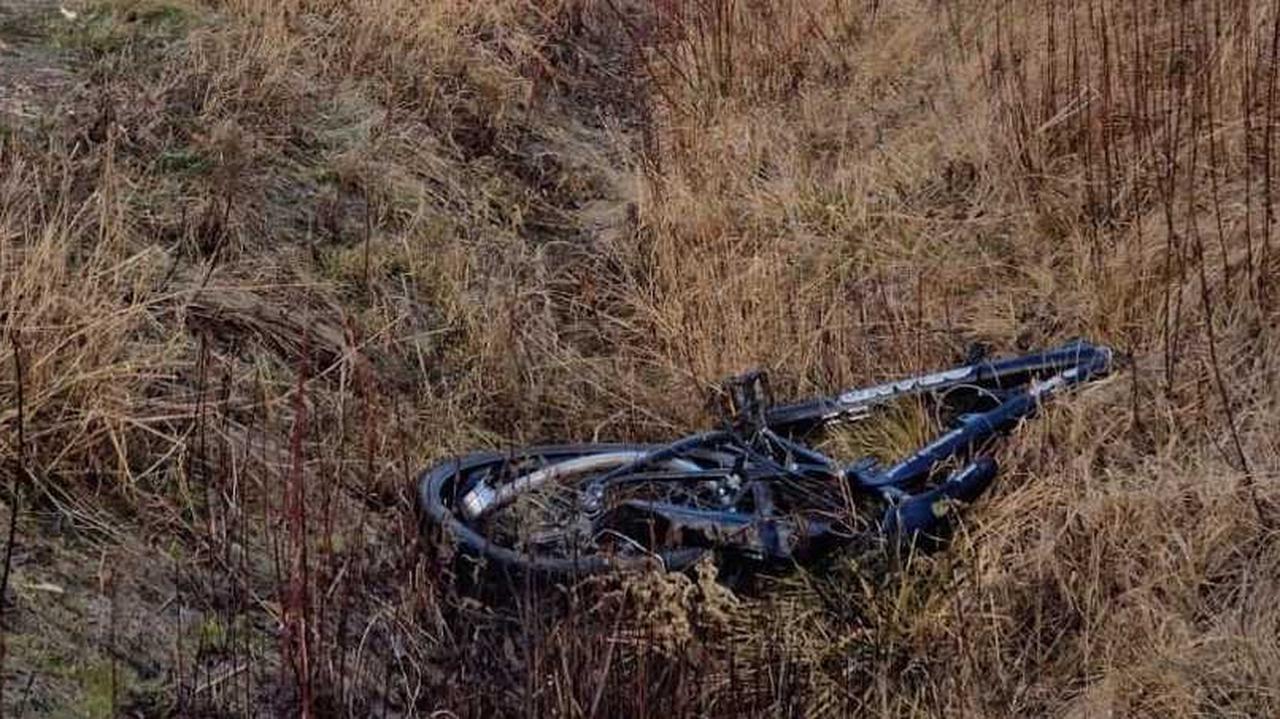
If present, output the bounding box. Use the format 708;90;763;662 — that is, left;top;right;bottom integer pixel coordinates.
1;0;1278;715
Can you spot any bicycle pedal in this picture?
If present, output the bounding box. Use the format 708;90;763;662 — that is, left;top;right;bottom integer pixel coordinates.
963;341;991;364
718;369;774;429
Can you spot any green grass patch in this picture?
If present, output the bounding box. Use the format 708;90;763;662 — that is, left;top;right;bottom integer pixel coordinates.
158;147;210;175
55;0;196;54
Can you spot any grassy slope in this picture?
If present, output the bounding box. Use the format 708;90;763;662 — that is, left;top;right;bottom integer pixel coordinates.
1;0;1278;716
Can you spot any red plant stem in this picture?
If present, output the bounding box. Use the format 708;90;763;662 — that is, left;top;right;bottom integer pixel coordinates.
1265;0;1280;302
1;333;26;716
285;332;313;717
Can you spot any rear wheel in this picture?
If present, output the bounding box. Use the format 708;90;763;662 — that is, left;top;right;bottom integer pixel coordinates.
419;444;713;575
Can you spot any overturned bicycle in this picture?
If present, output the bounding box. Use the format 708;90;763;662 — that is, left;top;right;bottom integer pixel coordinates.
419;340;1113;576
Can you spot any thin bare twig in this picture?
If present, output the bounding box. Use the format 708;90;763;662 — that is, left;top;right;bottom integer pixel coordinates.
0;332;26;716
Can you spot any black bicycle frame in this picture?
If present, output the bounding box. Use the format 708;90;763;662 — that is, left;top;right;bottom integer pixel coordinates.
583;340;1112;562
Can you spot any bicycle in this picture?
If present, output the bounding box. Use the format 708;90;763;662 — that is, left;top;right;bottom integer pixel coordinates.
419;340;1112;576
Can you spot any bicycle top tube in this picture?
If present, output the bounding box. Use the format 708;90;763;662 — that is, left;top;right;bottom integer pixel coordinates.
846;345;1112;490
765;340;1112;430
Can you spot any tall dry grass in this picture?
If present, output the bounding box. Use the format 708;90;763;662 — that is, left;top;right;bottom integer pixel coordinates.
0;0;1277;715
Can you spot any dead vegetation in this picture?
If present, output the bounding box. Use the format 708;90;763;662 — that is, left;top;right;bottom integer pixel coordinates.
1;0;1278;716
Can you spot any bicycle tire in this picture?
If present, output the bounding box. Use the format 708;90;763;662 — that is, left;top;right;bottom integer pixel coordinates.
418;443;708;575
